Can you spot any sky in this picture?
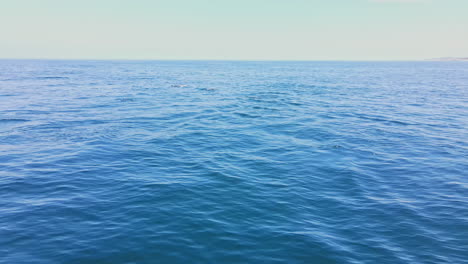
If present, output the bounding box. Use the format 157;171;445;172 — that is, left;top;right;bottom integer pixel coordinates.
0;0;467;60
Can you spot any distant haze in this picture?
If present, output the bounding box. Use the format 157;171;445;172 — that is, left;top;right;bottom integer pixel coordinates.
1;0;467;60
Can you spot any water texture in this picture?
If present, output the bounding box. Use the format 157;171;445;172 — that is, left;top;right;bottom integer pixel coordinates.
0;60;467;264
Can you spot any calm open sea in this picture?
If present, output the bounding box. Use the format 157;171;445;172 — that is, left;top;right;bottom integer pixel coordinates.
0;60;467;264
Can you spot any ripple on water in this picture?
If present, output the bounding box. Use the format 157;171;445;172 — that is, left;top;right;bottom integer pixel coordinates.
0;60;467;264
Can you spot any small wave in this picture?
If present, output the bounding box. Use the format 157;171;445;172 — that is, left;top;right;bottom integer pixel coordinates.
117;98;135;102
0;118;29;123
355;114;412;126
235;112;260;118
198;87;216;91
288;102;303;106
36;76;69;80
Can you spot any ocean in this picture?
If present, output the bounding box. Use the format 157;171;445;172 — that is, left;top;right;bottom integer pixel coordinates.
0;60;467;264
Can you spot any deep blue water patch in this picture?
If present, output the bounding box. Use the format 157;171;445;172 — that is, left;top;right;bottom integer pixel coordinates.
0;60;467;264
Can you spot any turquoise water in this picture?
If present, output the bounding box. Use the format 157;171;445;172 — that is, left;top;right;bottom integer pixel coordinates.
0;60;467;264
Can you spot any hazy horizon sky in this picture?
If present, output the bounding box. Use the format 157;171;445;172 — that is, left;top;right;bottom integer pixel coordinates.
1;0;467;60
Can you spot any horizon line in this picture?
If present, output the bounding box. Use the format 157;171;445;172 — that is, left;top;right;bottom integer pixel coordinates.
0;57;461;62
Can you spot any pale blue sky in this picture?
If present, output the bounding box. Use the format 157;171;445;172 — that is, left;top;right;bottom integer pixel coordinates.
1;0;467;60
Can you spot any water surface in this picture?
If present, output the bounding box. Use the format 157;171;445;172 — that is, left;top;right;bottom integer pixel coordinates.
0;60;467;263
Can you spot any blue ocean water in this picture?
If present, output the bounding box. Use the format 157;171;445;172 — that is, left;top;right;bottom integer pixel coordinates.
0;60;467;264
